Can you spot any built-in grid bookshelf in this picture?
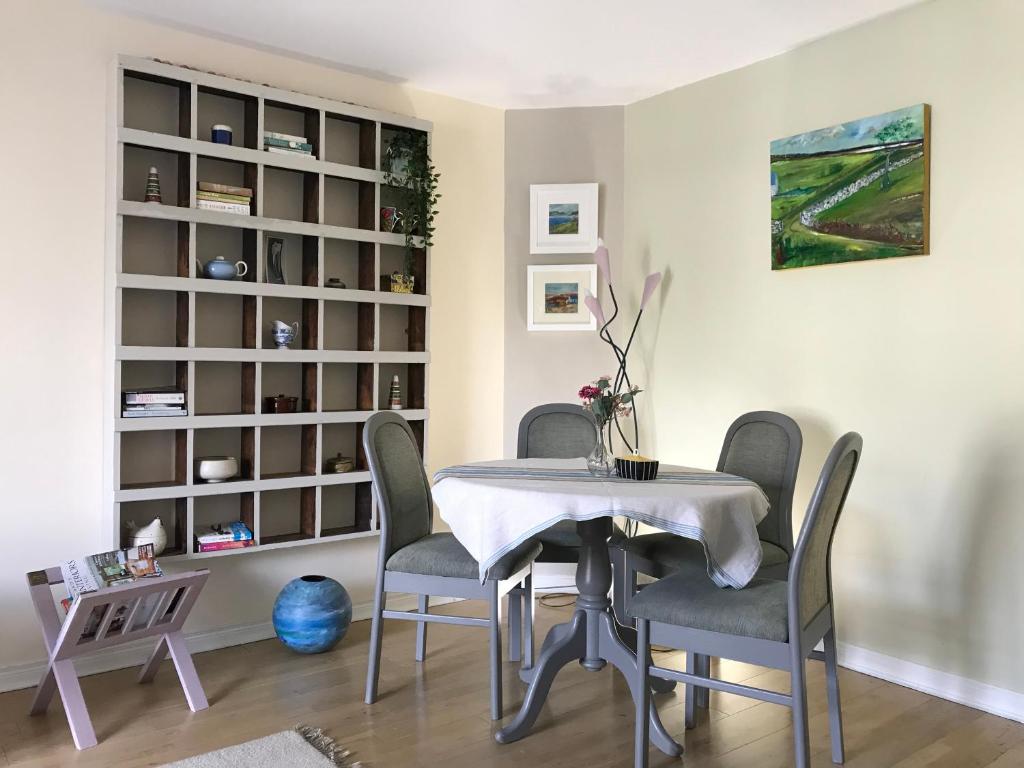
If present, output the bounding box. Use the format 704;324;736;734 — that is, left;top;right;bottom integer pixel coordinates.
108;56;431;560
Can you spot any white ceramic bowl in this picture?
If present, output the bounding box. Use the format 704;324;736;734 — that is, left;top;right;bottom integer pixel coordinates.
196;456;238;483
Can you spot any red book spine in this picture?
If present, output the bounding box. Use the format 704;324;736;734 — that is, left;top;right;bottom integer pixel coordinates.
197;540;255;553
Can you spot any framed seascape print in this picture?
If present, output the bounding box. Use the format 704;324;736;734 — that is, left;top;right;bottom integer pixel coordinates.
529;183;599;254
770;103;930;270
526;264;598;332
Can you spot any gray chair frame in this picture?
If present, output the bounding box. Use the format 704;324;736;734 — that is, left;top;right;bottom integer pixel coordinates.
363;412;535;720
633;432;862;768
613;410;803;623
507;403;600;664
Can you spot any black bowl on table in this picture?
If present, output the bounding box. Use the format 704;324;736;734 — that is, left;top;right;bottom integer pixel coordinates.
614;457;660;481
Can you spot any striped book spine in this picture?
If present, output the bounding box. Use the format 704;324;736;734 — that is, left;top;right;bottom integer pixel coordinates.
197;181;253;197
196;191;252;204
264;136;313;152
197;199;251;215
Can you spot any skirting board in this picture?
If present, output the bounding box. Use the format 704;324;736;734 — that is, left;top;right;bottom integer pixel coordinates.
0;594;459;695
836;642;1024;724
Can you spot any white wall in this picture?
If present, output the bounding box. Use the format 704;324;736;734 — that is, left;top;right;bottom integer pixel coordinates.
0;0;504;680
625;0;1024;697
502;107;626;456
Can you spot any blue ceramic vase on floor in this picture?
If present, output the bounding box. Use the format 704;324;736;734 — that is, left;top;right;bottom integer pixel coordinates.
273;575;353;654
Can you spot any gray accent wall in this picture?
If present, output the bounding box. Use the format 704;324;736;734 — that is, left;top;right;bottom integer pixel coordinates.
503;107;625;456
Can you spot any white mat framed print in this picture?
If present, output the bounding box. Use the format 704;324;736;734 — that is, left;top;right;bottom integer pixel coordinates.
526;264;597;332
529;183;599;254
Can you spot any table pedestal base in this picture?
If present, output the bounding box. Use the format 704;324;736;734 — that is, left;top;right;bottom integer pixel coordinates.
495;519;682;758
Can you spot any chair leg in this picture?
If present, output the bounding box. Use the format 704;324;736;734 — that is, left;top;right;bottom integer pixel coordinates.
364;584;385;705
415;594;429;662
634;619;651;768
824;628;845;764
489;580;503;720
696;654;711;709
791;656;811;768
684;651;697;729
523;570;535;669
507;585;522;663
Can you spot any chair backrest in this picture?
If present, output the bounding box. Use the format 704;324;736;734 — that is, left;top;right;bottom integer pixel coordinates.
517;403;597;459
717;411;802;553
789;432;862;631
363;411;433;559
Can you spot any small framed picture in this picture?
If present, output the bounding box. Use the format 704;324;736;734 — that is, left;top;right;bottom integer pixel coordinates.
266;236;286;284
526;264;598;332
530;183;599;254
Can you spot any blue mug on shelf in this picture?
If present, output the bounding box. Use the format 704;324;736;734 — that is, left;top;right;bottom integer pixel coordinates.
211;124;233;144
197;256;248;280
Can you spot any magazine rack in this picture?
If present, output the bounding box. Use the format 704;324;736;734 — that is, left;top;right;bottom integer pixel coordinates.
26;567;211;749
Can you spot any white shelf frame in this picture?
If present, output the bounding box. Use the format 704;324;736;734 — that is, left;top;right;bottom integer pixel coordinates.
107;56;432;560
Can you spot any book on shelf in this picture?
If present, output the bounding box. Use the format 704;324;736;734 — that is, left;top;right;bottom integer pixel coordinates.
264;136;314;153
60;544;163;601
122;406;187;418
197;199;252;215
196;539;255;553
123;387;185;405
266;146;313;157
264;130;307;144
196;190;252;205
198;181;253;197
195;521;253;544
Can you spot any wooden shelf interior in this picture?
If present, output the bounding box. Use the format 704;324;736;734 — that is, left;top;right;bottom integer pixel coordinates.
112;58;432;559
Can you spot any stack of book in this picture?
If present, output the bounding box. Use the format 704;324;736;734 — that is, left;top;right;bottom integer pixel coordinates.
195;521;254;553
122;387;187;418
264;130;314;157
196;181;252;216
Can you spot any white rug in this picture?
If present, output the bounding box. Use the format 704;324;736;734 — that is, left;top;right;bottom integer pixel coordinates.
161;726;362;767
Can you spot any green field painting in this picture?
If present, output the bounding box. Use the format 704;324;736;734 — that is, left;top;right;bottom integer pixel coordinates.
771;104;930;270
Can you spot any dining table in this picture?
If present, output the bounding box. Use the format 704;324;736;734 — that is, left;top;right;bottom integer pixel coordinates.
431;457;770;756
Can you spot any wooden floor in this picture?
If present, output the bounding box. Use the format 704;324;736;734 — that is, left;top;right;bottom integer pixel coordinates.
1;599;1022;767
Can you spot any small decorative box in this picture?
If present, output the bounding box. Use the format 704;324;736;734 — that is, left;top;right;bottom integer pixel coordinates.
615;456;660;481
211;124;233;145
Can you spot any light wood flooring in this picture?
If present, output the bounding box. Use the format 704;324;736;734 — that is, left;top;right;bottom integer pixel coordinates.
1;599;1021;767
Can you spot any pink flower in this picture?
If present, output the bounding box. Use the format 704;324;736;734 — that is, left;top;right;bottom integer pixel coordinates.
578;385;601;400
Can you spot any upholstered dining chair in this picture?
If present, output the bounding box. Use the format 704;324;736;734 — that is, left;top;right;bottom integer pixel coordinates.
632;432;862;768
506;403;628;663
362;412;542;720
613;411;803;621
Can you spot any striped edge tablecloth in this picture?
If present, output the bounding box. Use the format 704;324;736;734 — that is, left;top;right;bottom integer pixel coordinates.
431;458;770;588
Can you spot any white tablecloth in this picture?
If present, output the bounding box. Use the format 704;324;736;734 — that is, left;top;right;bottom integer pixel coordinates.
431;458;770;588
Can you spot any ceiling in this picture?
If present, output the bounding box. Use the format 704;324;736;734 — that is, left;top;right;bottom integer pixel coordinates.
92;0;928;109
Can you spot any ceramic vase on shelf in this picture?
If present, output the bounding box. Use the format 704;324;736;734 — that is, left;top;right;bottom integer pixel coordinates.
272;575;353;654
586;422;613;478
144;166;161;203
127;517;168;556
388;374;403;410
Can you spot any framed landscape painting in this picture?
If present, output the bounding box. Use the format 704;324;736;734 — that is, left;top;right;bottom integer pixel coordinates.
526;264;597;331
770;104;930;270
530;183;599;254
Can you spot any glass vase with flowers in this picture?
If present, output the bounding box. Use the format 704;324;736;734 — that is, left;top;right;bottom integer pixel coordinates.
578;376;641;477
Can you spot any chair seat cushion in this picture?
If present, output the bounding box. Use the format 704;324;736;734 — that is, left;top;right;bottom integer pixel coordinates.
622;533;789;575
386;532;541;581
627;572;790;642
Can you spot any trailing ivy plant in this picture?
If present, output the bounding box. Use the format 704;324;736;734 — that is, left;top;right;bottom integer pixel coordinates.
382;131;441;276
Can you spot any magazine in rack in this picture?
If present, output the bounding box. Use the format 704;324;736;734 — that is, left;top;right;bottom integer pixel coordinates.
58;544;166;638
